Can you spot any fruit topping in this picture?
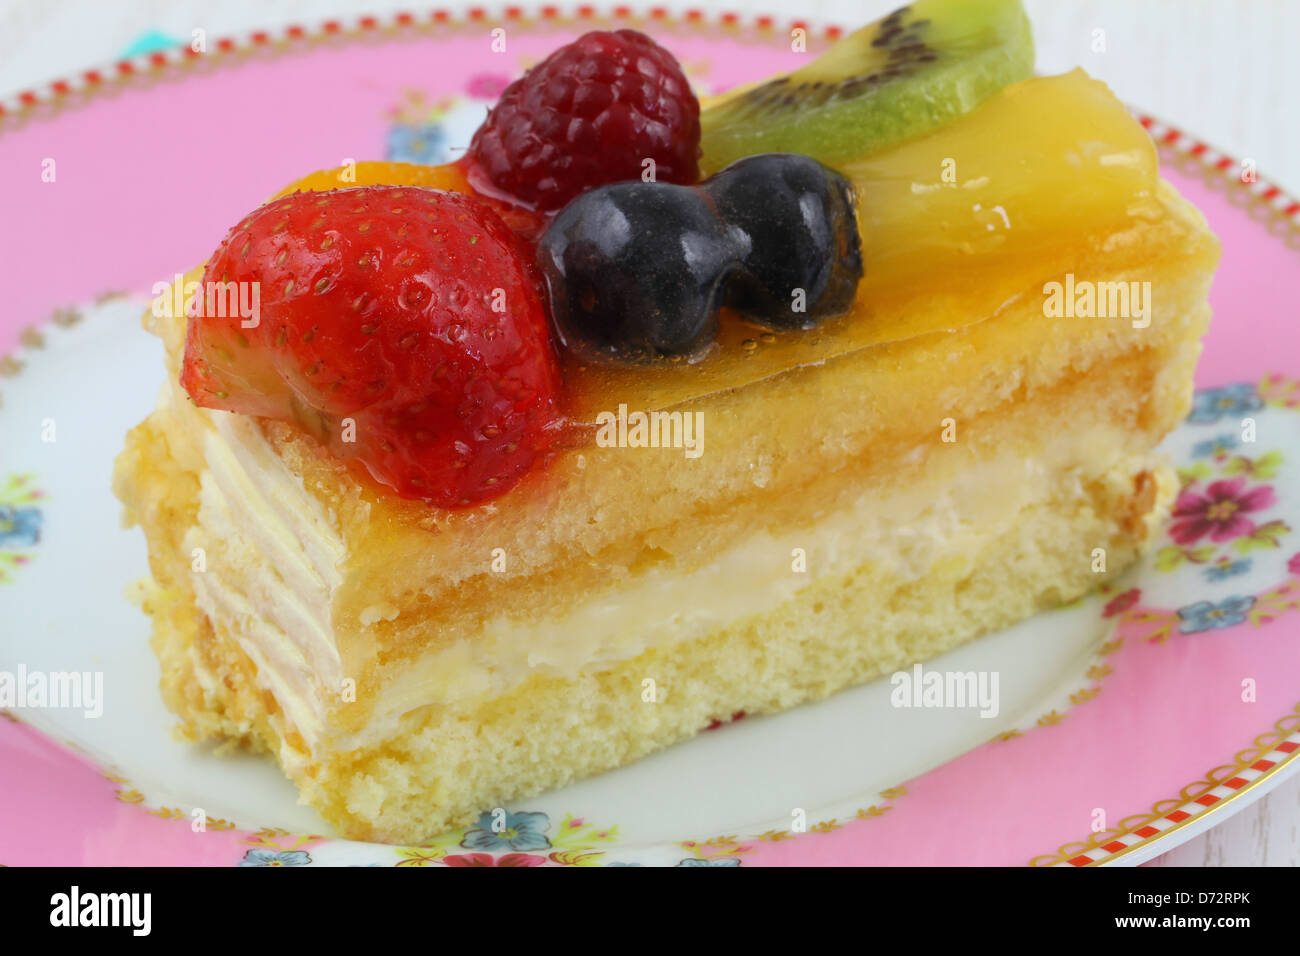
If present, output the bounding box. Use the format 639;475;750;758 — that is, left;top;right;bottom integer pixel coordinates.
704;154;862;331
842;70;1158;288
468;29;701;211
699;0;1034;172
272;161;474;200
554;71;1161;429
181;186;562;507
536;181;736;363
536;153;862;363
273;159;545;240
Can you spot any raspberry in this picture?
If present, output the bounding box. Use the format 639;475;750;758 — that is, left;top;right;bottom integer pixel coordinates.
181;187;562;507
468;29;701;211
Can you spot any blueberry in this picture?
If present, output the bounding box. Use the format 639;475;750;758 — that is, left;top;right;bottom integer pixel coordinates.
536;182;738;363
537;153;862;363
702;153;862;330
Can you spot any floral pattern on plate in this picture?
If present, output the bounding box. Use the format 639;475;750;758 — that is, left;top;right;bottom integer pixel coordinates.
0;474;44;585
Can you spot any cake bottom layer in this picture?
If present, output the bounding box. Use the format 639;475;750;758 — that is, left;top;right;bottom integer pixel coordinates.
144;450;1174;843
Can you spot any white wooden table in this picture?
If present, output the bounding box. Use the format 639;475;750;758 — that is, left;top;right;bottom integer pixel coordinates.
1;0;1296;866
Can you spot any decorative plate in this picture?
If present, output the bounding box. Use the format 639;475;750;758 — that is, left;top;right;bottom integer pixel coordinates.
2;7;1299;868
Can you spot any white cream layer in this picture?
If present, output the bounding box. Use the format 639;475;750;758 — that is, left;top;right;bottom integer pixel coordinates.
163;373;345;756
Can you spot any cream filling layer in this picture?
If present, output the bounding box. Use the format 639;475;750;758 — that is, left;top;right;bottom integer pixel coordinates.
170;370;1154;757
168;378;346;764
372;428;1150;743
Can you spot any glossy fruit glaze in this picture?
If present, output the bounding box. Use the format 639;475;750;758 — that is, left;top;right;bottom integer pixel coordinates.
560;69;1161;422
272;70;1157;432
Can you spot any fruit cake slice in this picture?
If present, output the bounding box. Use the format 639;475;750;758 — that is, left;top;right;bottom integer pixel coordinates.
114;1;1218;843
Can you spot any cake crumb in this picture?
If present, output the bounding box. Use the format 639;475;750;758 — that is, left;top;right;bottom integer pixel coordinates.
360;603;400;626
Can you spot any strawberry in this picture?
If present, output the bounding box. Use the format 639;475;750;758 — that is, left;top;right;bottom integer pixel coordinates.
181;186;562;507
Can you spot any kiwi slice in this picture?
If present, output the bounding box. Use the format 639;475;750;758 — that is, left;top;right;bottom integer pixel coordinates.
699;0;1034;172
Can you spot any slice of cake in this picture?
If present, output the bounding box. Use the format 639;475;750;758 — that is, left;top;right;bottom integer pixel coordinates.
114;2;1218;843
